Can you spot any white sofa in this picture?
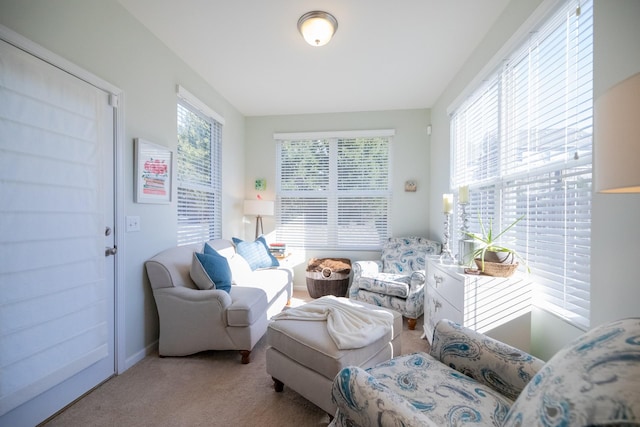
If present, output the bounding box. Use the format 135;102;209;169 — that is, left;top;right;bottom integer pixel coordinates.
145;239;293;363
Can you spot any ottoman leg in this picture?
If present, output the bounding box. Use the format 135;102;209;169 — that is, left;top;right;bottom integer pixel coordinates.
239;350;251;364
407;318;417;330
272;377;284;392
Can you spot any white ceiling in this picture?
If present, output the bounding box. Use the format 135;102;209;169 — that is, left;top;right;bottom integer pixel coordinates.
117;0;511;117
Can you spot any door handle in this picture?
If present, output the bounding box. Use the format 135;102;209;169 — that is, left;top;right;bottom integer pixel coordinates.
105;246;117;256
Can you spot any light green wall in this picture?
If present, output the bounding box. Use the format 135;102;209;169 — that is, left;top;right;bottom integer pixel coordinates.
245;109;432;287
0;0;246;367
3;0;637;368
429;0;640;360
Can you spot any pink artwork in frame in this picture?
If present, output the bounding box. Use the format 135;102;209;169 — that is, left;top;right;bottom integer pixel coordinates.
135;138;172;203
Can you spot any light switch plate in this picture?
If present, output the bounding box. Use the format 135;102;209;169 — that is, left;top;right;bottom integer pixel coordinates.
126;216;141;232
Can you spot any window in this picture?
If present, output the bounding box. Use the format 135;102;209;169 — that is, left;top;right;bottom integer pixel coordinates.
275;130;393;250
176;86;224;245
450;0;593;329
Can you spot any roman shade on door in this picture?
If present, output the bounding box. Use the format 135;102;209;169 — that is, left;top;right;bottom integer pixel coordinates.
0;36;116;426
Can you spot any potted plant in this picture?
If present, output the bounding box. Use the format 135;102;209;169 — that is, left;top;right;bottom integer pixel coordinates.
463;215;530;277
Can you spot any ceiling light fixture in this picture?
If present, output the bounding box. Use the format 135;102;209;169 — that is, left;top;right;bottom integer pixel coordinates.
297;11;338;47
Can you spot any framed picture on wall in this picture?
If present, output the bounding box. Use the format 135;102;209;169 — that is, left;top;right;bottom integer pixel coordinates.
134;138;172;204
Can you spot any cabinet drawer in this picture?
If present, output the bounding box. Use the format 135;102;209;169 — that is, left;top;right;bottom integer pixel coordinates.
425;284;462;343
427;262;463;311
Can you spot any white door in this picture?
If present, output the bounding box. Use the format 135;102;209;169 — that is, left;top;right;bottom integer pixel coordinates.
0;38;116;426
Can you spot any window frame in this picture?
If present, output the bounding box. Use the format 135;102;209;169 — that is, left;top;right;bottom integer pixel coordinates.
176;85;224;246
450;0;593;330
275;129;394;251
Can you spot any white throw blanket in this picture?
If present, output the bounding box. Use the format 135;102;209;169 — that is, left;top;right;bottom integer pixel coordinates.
271;296;394;350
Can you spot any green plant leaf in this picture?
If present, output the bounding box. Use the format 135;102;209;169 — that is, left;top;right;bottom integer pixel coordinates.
463;214;530;273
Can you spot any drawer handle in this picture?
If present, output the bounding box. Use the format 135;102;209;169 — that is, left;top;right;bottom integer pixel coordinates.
433;275;443;287
434;300;442;312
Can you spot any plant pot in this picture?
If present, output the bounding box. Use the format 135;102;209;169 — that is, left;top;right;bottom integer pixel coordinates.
474;258;518;277
482;250;514;264
458;239;478;266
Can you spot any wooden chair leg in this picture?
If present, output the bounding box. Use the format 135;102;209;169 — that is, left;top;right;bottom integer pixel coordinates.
272;377;284;392
239;350;251;364
407;318;417;330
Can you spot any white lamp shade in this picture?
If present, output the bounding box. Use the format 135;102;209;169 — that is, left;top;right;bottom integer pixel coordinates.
244;200;274;216
594;72;640;193
298;11;337;47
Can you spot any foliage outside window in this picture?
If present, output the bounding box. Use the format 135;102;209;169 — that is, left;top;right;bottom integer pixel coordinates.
176;90;223;245
450;0;593;329
276;130;393;250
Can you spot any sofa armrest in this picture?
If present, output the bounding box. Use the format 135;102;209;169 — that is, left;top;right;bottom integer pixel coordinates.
152;286;234;356
154;286;232;305
331;366;437;427
429;319;544;400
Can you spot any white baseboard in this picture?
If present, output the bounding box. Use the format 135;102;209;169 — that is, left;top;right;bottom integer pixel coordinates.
122;340;158;372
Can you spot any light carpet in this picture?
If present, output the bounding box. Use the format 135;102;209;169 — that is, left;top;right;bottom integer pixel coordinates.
42;293;429;427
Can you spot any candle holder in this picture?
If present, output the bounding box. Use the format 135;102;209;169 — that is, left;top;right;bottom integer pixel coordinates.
457;202;477;265
459;201;470;237
440;212;456;262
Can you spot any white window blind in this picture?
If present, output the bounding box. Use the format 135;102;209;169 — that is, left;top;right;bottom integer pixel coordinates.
176;89;223;245
276;131;393;250
451;0;593;329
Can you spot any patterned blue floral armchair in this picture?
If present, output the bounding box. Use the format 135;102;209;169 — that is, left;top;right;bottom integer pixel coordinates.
349;236;441;330
330;317;640;427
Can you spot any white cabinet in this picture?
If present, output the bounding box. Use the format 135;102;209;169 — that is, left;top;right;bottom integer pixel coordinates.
424;256;533;344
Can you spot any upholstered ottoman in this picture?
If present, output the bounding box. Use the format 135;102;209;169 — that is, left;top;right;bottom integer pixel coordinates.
266;299;402;415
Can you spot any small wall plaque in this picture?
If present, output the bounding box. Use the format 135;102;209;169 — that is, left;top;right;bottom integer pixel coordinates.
255;178;266;191
404;180;417;192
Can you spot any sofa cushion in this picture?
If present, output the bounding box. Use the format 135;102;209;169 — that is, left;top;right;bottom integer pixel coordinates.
226;286;270;326
503;317;640;427
366;352;513;426
235;268;291;302
190;251;232;293
232;236;280;270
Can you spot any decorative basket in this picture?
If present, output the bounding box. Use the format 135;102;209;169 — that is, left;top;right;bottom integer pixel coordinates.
474;259;518;277
305;258;351;298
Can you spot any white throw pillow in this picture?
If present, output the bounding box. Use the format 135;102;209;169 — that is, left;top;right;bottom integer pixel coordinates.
189;252;215;290
228;253;253;285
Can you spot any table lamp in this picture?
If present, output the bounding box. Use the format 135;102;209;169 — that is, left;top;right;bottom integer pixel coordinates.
244;199;275;239
595;72;640;193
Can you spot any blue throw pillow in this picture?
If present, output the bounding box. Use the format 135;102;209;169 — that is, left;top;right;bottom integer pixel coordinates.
190;249;232;293
232;236;279;270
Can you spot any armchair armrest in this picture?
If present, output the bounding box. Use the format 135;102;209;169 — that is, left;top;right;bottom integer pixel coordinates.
352;260;383;278
409;269;426;289
331;366;437;427
350;260;383;298
429;319;544;400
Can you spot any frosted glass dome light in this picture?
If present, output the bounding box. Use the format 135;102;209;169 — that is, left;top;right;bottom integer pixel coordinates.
298;11;338;47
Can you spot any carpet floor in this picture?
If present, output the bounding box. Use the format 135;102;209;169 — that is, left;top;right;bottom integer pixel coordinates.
42;292;429;427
